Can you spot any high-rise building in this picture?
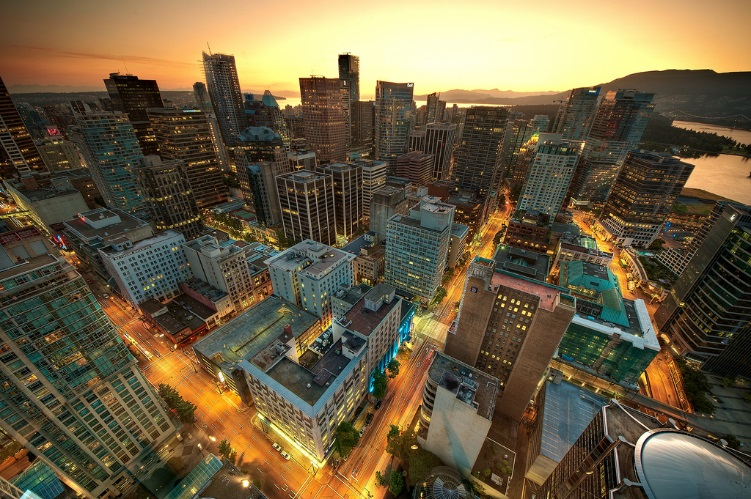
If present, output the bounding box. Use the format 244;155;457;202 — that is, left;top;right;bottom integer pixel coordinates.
445;258;576;421
499;118;535;182
276;170;337;246
452;106;509;219
569;90;655;204
374;81;414;168
103;73;163;155
63;208;154;281
36;136;82;171
655;202;751;378
266;239;355;327
202;52;245;147
551;86;600;140
243;91;290;146
533;399;751;499
0;228;176;497
517;133;581;220
136;156;204;240
598;151;694;247
338;54;359;144
237;159;290;226
425;92;446;124
385;196;454;301
147;107;228;208
193;81;212;111
352;100;375;149
357;158;388;218
424;122;456;181
184;235;270;313
298;77;348;163
318;162;363;241
71;112;145;214
556;261;659;386
100;230;190;306
419;352;499;476
395;151;434;187
369;185;409;240
0;76;47;178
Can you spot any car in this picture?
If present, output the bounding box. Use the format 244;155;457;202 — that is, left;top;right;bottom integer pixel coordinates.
280;451;291;460
374;400;382;410
365;413;374;425
359;427;366;437
103;293;109;298
272;442;282;451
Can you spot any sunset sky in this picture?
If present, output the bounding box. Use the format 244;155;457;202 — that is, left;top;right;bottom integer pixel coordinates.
1;0;750;97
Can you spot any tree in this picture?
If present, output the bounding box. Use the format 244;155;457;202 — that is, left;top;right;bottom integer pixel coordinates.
218;439;233;460
334;422;359;458
175;399;197;423
387;359;400;379
498;459;513;476
375;470;388;487
386;425;403;459
482;467;492;479
372;370;388;399
648;238;666;251
388;470;404;496
158;384;181;406
407;448;443;484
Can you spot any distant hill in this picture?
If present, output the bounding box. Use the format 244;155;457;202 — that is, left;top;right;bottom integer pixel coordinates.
415;88;559;101
425;70;751;122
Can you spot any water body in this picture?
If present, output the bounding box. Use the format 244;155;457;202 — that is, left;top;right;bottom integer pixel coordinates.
672;121;751;205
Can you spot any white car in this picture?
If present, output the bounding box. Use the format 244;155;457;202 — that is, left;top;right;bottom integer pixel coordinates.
280;451;291;460
272;442;282;451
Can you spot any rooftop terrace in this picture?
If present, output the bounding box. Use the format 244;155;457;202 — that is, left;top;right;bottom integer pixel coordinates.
428;352;499;421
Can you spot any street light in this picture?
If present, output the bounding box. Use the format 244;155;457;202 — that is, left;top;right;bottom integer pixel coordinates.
241;479;250;488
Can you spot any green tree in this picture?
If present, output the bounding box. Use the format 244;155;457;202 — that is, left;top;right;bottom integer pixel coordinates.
648;239;666;251
407;447;443;484
334;422;360;458
158;383;181;406
387;359;400;379
175;399;197;423
372;370;388;400
386;425;402;459
375;470;388;487
218;439;233;460
499;459;513;476
388;470;404;496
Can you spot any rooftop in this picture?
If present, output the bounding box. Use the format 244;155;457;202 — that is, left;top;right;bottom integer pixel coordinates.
561;261;630;328
164;454;223;499
340;284;400;337
267;240;353;279
493;244;550;281
539;378;606;463
451;223;469;239
183;278;228;303
489;265;572;313
193;296;319;374
333;283;373;307
428;351;499;420
238;126;282;143
63;208;148;242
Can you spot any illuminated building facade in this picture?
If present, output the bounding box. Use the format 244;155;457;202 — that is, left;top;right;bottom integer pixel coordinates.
299;77;348;163
0;76;47;178
276;171;337;246
597;151;694;247
202;53;246;147
374;81;414;169
136;156;204;240
103;73;163;156
551;86;600;140
0;228;176;497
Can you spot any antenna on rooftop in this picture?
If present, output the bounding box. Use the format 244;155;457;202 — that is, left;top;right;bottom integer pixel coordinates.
122;59;130;75
207;42;212;55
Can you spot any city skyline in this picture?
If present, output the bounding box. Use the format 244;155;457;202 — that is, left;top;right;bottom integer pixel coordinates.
1;0;750;95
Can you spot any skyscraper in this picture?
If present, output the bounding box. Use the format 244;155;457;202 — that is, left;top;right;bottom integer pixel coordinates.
193;81;212;111
352;100;375;149
424;122;456;181
338;53;359;144
374;81;414;169
202;52;246;147
517;133;581;220
299;77;348;163
136;156;204;240
0;76;47;178
385;196;454;302
655;202;751;378
395;151;434;187
551;86;600;140
71;112;145;214
569;90;655;203
452;106;509;219
276;170;337;246
103;73;163;155
147;107;228;208
598;151;694;247
445;258;575;420
0;228;176;497
318;162;363;241
358;158;388;219
237;159;290;227
425;92;446;124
